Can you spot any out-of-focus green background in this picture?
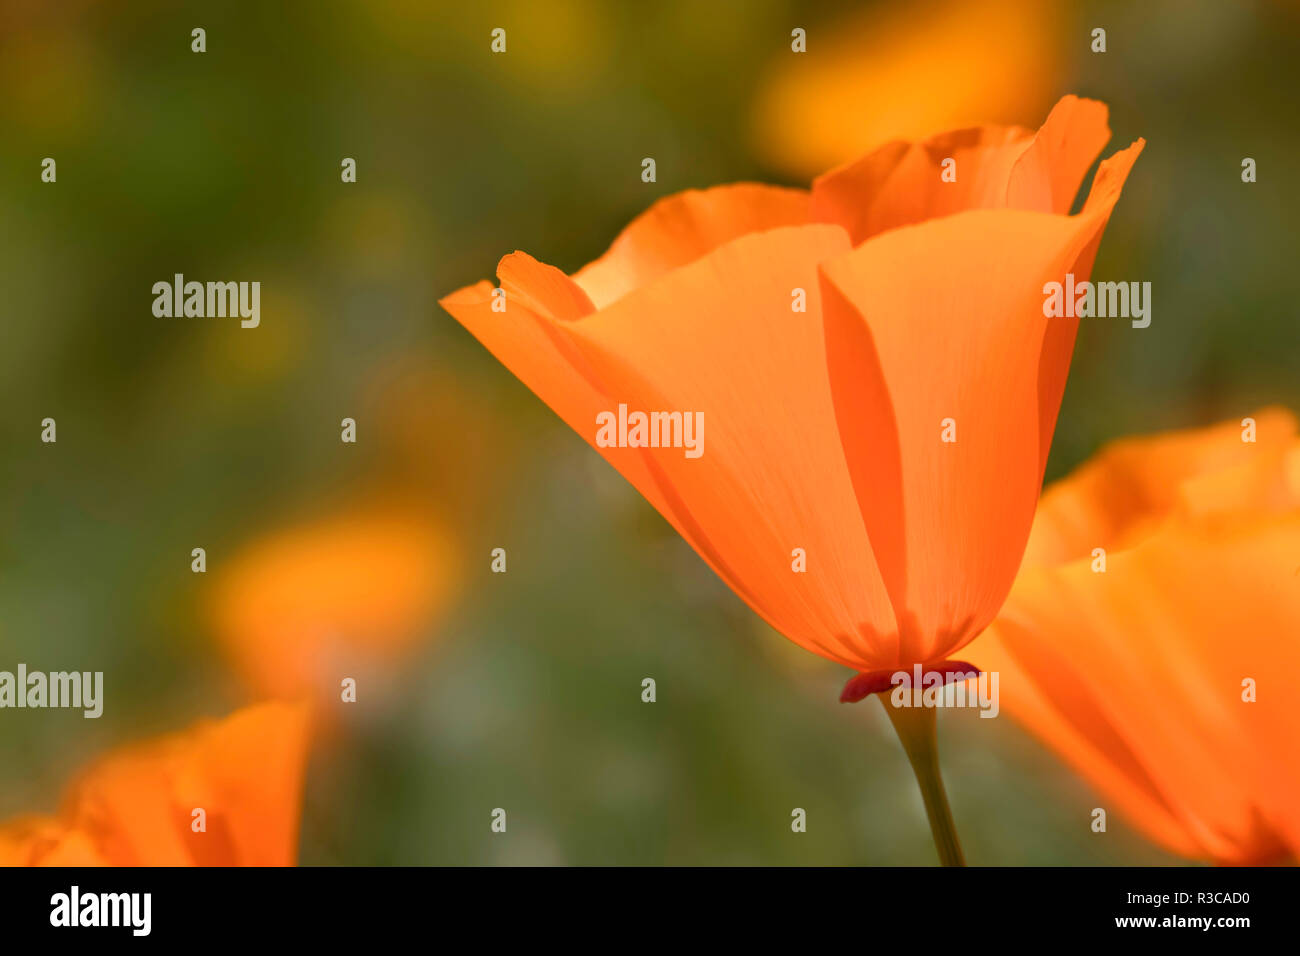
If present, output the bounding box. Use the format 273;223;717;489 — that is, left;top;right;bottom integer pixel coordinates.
2;0;1296;864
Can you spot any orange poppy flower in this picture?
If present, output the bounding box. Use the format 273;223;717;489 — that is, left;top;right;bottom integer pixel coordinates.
211;509;456;702
751;0;1063;178
442;95;1142;693
977;410;1300;863
0;701;311;866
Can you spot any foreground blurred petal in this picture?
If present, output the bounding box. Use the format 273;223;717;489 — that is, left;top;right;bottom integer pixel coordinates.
1022;407;1299;567
981;513;1300;864
0;702;311;866
0;817;109;866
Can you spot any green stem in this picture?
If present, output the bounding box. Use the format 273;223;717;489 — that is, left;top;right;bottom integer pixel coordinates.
879;694;966;866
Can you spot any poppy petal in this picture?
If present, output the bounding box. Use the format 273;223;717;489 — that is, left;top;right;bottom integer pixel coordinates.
982;513;1300;863
1006;94;1115;214
819;145;1141;664
440;267;676;524
1033;139;1146;477
0;817;110;866
572;184;810;309
59;701;312;866
177;700;312;866
443;257;800;627
811;94;1112;245
1023;407;1298;568
565;223;900;668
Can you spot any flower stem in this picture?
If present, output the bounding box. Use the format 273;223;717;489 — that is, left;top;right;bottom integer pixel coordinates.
879;694;966;866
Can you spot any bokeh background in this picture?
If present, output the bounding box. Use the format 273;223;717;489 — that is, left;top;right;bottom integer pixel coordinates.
2;0;1297;864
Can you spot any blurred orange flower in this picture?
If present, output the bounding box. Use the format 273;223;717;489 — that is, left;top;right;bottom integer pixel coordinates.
442;95;1143;689
978;410;1300;863
211;509;457;702
0;701;310;866
751;0;1063;178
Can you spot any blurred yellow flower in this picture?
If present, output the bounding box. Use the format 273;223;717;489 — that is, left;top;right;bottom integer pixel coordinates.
212;509;458;702
751;0;1062;178
0;701;310;866
978;410;1300;863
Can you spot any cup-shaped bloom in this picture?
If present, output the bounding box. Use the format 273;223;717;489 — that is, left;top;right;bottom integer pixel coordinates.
0;701;310;866
977;410;1300;864
442;95;1143;684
